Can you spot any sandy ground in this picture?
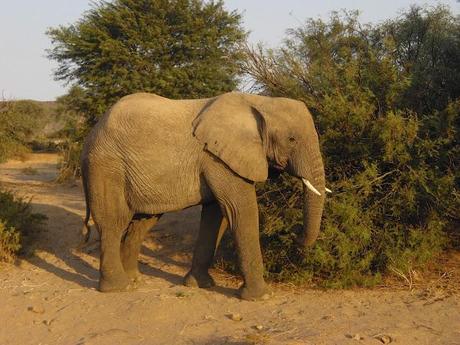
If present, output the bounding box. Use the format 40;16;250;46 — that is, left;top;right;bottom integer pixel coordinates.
0;153;459;345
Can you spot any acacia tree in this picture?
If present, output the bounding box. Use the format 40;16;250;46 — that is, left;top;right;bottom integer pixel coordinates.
47;0;247;122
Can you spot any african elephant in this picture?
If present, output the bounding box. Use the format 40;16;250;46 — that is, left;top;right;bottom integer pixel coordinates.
80;91;326;300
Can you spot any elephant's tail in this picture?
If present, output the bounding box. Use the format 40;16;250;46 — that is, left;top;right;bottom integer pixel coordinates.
81;202;91;244
79;156;92;248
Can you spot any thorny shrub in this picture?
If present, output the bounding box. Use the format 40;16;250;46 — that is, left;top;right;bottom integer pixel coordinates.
0;189;47;263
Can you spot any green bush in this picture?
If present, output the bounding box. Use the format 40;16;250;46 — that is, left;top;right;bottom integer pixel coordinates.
0;221;21;263
227;6;460;287
0;136;30;163
0;99;49;162
0;189;47;263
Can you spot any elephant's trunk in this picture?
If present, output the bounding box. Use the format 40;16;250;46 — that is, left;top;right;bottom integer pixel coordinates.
299;149;326;247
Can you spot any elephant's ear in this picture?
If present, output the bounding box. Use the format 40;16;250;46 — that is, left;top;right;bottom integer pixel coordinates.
192;92;268;182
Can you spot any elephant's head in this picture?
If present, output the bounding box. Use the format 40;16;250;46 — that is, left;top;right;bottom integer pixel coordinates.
193;92;326;246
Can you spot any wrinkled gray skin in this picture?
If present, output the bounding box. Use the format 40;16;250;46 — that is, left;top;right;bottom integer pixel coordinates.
81;92;325;300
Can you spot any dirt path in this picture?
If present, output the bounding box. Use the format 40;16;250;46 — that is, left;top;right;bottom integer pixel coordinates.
0;153;459;345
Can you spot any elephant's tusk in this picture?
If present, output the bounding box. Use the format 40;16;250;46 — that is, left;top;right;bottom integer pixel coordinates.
302;178;322;196
325;187;332;193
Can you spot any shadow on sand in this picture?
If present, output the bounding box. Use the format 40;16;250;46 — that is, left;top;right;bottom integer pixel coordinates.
23;203;238;298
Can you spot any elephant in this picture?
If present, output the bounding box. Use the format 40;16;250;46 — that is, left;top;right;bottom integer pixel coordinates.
80;91;326;300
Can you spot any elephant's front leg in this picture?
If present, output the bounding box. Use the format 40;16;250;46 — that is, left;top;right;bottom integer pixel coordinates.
184;203;228;288
204;157;270;300
225;190;270;300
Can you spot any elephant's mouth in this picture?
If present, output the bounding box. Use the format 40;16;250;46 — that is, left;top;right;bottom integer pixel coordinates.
271;157;288;171
272;163;285;171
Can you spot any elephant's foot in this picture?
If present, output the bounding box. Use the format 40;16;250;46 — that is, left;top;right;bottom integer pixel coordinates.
183;270;216;288
99;275;135;292
238;282;272;301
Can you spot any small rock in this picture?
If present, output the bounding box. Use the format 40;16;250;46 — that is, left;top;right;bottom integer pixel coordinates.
204;315;215;321
353;333;363;340
255;325;264;331
43;319;53;326
28;305;45;314
346;333;363;341
228;313;242;321
375;335;392;344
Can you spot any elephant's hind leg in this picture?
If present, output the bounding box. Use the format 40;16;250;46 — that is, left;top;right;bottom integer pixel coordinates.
121;215;160;282
97;216;133;292
184;203;228;288
89;167;133;292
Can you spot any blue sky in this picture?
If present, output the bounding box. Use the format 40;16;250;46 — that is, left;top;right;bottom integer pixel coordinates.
0;0;458;101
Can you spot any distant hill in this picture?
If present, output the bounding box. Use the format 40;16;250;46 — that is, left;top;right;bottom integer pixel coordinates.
1;99;57;108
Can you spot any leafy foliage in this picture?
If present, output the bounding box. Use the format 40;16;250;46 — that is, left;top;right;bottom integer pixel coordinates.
0;99;68;162
0;189;47;263
236;6;460;287
0;100;45;162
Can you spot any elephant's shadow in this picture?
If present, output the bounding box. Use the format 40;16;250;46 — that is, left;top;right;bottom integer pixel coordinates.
23;203;238;298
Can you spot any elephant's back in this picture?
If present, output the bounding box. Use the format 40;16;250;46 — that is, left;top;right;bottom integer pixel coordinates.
83;93;209;162
104;93;207;135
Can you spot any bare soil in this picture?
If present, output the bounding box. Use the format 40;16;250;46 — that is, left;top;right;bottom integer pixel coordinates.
0;153;459;345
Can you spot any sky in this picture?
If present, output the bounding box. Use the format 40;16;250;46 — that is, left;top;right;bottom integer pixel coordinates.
0;0;458;101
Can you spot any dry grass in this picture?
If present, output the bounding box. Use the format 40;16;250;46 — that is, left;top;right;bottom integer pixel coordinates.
382;251;460;296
